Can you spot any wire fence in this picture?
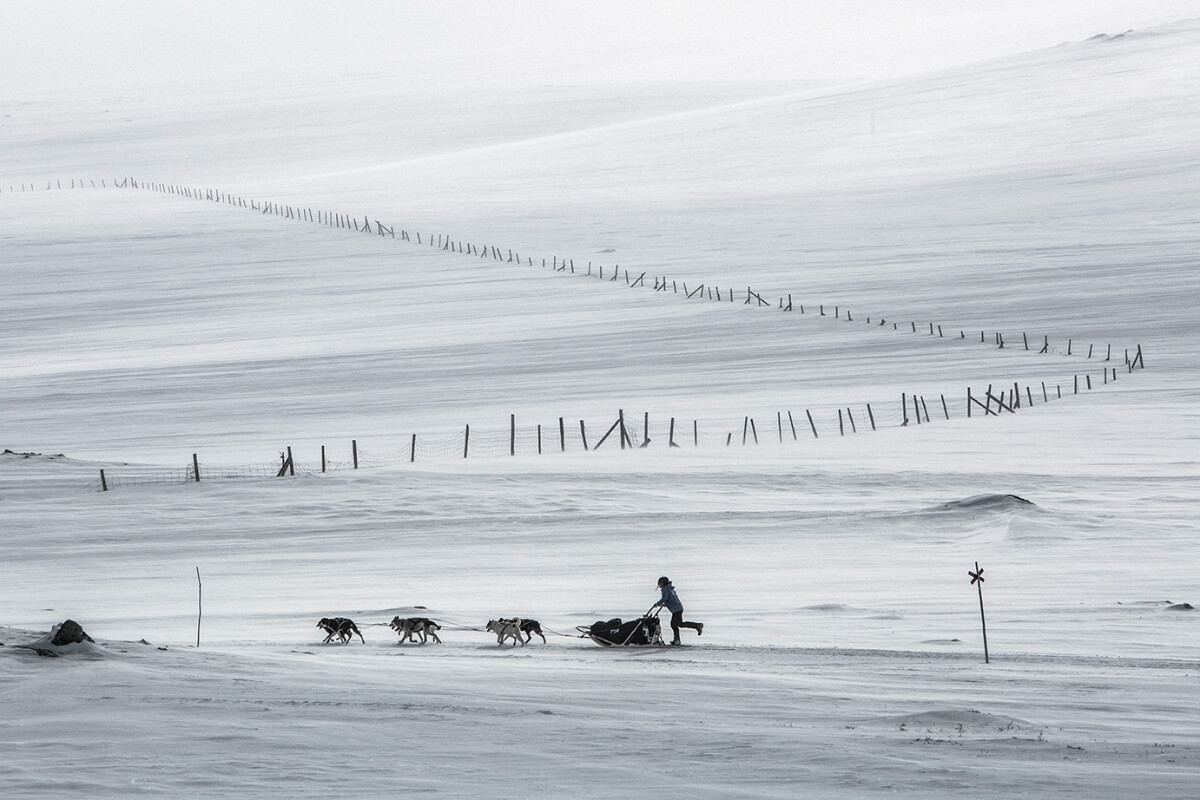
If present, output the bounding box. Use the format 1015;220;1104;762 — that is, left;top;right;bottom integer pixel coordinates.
2;178;1146;491
4;176;1146;373
81;365;1134;492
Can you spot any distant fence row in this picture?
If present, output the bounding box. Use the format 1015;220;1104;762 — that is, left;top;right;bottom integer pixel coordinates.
4;176;1145;374
84;364;1135;491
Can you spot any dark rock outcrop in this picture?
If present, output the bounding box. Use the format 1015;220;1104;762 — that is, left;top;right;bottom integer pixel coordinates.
50;619;95;646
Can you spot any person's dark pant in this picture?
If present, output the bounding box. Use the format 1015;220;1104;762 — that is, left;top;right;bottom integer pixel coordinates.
670;610;701;641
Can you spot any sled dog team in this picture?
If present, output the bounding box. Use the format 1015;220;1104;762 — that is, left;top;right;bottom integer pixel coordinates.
316;615;538;646
316;576;703;647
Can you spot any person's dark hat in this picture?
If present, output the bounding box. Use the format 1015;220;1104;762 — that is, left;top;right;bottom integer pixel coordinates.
657;576;670;588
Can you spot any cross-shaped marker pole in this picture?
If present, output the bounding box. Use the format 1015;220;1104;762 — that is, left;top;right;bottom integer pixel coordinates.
969;561;989;663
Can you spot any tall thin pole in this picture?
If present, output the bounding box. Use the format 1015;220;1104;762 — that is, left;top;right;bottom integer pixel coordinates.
196;567;203;648
970;561;989;663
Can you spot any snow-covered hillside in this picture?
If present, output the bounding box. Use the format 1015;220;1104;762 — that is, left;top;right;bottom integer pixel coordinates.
2;10;1198;800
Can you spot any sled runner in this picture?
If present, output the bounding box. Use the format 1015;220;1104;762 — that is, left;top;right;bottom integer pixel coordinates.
577;613;664;647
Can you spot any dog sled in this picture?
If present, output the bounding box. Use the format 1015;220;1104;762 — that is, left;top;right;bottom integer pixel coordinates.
577;608;665;647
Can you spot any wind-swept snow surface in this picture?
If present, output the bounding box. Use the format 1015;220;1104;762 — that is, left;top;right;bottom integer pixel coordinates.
2;10;1199;800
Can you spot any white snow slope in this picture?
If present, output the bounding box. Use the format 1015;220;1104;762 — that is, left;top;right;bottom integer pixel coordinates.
2;15;1199;800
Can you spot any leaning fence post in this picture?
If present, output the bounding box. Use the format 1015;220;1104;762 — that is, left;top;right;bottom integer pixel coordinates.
579;420;589;451
99;469;108;491
192;453;201;482
559;417;566;452
464;425;470;458
411;434;417;463
352;440;358;469
806;410;818;438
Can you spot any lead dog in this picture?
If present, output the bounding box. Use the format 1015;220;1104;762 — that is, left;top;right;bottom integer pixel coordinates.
390;616;442;644
318;617;365;644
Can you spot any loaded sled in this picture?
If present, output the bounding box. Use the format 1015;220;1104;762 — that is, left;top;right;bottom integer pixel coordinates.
578;610;664;647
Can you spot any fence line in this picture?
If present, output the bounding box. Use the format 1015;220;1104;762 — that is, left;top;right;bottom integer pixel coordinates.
2;176;1146;374
83;364;1126;491
3;178;1146;489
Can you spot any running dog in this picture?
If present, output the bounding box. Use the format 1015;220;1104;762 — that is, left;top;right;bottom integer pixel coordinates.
486;618;524;646
486;617;544;646
317;617;364;644
517;618;546;644
390;616;442;644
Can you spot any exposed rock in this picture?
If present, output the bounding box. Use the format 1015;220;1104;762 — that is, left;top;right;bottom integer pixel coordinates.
50;619;95;646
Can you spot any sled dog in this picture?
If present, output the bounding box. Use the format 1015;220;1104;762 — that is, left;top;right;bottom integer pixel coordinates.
516;618;546;644
390;616;442;644
318;617;365;644
486;618;525;646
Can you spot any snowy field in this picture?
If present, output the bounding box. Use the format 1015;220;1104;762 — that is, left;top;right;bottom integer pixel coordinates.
3;5;1200;798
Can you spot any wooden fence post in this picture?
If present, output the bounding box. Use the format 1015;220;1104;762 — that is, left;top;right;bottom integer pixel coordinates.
352;440;358;469
193;453;201;482
464;425;470;458
806;410;818;438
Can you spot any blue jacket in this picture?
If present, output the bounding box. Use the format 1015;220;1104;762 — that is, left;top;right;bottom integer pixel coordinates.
659;583;683;613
